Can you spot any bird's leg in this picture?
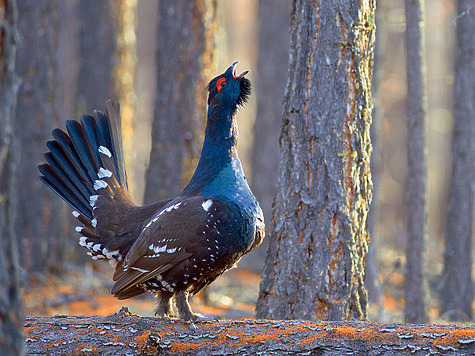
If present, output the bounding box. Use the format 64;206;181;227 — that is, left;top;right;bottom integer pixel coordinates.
154;293;175;319
174;291;217;322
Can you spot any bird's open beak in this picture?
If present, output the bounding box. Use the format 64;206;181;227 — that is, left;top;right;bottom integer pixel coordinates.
231;62;249;79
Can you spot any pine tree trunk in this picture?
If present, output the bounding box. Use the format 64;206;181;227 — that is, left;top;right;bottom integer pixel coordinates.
248;0;290;267
75;0;118;116
14;0;68;274
144;0;216;203
0;1;24;354
403;0;429;324
441;0;474;322
256;0;375;321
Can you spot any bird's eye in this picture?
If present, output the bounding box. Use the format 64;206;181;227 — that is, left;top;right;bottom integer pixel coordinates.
216;77;227;92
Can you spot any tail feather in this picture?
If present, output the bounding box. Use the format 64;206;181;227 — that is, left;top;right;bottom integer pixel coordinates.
80;114;103;175
38;100;129;222
51;128;94;188
65;120;99;182
38;163;93;219
43;151;92;208
106;100;128;189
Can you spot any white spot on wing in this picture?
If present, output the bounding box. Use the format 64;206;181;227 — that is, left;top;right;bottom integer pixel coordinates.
98;146;112;158
202;199;213;212
131;266;149;273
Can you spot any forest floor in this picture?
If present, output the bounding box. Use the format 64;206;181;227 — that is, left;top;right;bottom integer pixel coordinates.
22;256;465;324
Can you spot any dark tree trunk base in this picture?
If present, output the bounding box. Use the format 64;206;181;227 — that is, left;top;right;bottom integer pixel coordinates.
25;308;474;355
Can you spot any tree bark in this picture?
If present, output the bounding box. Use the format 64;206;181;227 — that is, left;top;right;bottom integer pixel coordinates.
441;0;474;322
14;0;68;274
24;311;475;355
144;0;216;203
403;0;429;324
0;1;24;354
75;0;118;116
248;0;290;267
256;0;375;321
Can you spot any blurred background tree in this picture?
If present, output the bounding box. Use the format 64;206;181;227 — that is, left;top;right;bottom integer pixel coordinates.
14;0;69;275
144;0;217;203
404;0;429;323
0;0;25;354
8;0;473;322
441;0;474;322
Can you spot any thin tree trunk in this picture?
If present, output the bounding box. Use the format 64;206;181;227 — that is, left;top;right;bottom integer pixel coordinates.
248;0;290;268
256;0;375;321
404;0;429;324
0;0;24;354
441;0;474;322
15;0;68;274
144;0;216;203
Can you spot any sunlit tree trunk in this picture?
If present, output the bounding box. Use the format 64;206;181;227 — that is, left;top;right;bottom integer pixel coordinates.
256;0;375;321
0;1;24;354
144;0;216;203
441;0;474;322
15;0;68;274
404;0;429;323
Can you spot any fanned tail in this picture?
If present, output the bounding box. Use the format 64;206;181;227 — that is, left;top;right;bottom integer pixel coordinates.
38;100;137;266
38;100;129;220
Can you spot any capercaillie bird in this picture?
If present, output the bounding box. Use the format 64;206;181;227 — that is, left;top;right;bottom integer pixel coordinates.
38;63;265;322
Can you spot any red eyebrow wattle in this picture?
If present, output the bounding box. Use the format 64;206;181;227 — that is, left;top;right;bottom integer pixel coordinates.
216;77;226;92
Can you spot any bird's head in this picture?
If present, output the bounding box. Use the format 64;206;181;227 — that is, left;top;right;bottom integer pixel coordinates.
207;62;251;111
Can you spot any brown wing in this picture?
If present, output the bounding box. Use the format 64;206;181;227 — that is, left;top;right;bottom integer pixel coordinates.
110;196;212;298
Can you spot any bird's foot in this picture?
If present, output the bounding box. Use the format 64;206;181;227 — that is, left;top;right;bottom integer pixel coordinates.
154;293;176;321
175;291;219;325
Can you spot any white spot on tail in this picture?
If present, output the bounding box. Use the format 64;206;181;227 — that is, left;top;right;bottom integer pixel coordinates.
75;226;83;233
93;244;102;252
79;236;87;246
72;211;80;218
97;167;113;178
105;250;119;259
202;199;213;212
90;195;99;207
91;218;97;227
94;180;108;190
98;146;112;158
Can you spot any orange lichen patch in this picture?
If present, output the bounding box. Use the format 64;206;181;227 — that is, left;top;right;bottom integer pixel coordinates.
172;340;215;353
431;328;475;347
